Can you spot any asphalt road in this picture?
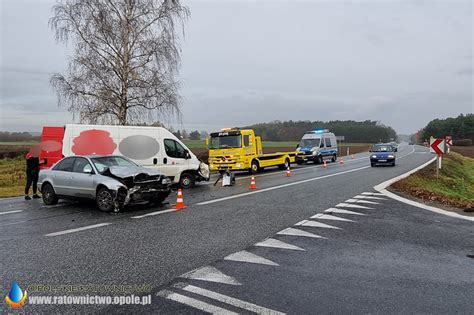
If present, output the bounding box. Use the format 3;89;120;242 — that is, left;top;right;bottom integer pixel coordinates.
1;144;473;313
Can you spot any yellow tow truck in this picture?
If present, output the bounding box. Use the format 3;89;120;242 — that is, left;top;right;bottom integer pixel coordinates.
207;129;296;174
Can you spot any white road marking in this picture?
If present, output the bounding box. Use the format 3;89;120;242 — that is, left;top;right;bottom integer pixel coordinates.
295;220;341;229
361;192;385;196
179;284;286;315
324;208;365;216
131;208;177;219
310;213;355;222
353;195;386;200
40;202;76;209
44;223;112;237
0;210;23;215
181;266;241;286
277;227;327;239
157;290;237;314
255;238;305;251
336;203;373;209
197;166;371;205
345;199;380;205
373;156;474;222
224;250;279;266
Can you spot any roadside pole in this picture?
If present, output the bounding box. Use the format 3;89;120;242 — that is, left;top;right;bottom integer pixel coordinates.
430;137;447;179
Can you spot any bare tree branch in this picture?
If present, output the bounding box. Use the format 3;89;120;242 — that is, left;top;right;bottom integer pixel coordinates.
49;0;189;125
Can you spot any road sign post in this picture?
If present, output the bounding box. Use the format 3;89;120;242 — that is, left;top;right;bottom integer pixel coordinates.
430;137;447;179
445;136;452;154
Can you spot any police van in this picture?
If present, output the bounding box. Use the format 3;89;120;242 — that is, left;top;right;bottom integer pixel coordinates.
295;129;338;164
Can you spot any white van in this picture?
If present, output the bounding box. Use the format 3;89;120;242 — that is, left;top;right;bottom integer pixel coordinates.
59;124;209;188
295;129;338;164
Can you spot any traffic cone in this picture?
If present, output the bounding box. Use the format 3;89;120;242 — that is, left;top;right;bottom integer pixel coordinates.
323;160;328;168
286;167;292;177
351;154;355;159
173;188;187;210
339;158;344;164
249;176;257;189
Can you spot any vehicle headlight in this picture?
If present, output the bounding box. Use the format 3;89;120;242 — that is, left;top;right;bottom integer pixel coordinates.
161;177;171;185
371;155;377;158
388;155;395;158
199;162;210;179
312;151;317;155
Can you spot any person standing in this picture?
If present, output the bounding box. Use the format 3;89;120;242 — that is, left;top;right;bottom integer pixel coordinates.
25;145;45;200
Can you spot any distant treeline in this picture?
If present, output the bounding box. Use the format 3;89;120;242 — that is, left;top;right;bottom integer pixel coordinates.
0;131;40;142
419;114;474;144
243;120;397;143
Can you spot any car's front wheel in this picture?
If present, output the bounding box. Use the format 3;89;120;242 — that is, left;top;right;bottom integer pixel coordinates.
96;187;115;212
42;183;58;205
180;173;195;189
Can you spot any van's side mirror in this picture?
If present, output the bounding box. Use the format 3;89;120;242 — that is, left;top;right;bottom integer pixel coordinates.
320;143;324;148
83;165;93;174
153;158;158;165
185;150;191;159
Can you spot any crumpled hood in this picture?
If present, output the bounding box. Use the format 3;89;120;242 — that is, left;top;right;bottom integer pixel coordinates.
107;166;164;178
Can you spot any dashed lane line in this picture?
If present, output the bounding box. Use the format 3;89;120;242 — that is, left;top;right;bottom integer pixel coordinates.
157;290;237;314
345;198;380;205
44;223;112;237
197;166;371;206
0;210;23;215
177;284;286;315
255;238;305;251
324;208;365;216
181;266;241;286
131;208;177;219
353;195;387;200
295;220;341;229
336;203;373;209
277;227;327;239
310;213;355;222
224;250;279;266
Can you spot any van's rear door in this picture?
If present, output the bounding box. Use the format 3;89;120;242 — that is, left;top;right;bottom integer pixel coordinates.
40;126;65;169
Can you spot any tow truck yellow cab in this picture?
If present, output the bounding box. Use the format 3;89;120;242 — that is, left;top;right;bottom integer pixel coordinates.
208;129;295;174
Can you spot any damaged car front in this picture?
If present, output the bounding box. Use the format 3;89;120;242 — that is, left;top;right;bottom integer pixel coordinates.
90;156;172;212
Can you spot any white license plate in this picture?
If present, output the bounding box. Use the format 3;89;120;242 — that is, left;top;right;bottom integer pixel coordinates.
378;159;387;162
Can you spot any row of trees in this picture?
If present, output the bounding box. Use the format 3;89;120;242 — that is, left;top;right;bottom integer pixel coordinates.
0;132;39;142
417;114;474;143
244;120;397;143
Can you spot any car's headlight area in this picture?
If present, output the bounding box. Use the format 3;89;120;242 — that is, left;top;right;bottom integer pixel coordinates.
161;177;171;185
199;162;210;179
388;155;395;159
371;155;377;159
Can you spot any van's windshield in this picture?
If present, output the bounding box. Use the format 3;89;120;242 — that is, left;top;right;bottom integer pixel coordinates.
209;135;242;149
299;138;321;148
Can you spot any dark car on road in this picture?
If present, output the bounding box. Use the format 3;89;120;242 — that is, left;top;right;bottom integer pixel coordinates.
38;155;172;212
370;144;396;167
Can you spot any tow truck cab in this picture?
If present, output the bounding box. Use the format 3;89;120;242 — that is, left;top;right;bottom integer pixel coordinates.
208;129;294;174
296;129;338;164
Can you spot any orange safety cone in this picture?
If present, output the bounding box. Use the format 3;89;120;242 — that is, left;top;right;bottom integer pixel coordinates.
286;167;292;177
339;158;344;165
249;175;257;189
173;188;187;210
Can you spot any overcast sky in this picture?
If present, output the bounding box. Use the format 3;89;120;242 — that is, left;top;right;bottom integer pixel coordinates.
0;0;472;134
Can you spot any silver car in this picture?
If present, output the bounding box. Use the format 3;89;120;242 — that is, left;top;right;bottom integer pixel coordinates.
38;155;172;212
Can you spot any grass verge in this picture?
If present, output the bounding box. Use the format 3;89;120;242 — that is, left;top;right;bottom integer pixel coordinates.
391;152;474;209
0;157;26;198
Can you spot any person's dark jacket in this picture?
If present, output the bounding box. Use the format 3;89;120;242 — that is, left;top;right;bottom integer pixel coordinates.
26;154;40;173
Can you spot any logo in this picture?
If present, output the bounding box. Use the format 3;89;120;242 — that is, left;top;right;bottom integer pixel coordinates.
5;281;27;309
